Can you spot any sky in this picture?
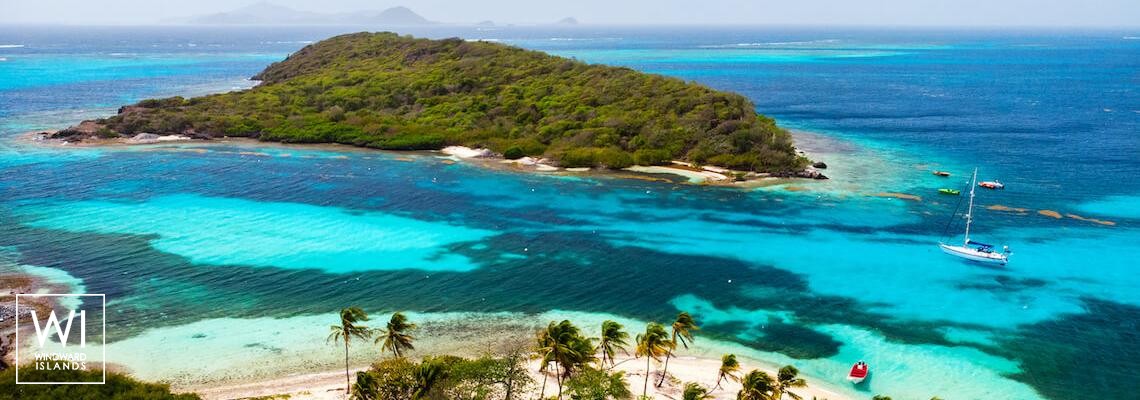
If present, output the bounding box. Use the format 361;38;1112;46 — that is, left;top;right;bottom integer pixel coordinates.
2;0;1139;27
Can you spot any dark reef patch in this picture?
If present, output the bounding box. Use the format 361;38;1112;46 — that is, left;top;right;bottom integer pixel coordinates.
995;297;1140;400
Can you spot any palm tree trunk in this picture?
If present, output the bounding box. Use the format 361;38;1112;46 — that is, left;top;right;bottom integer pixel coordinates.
344;339;351;397
555;362;563;399
642;356;651;397
539;362;548;400
657;350;672;387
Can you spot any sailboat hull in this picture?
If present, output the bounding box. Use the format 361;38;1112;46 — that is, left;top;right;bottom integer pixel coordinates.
939;243;1007;264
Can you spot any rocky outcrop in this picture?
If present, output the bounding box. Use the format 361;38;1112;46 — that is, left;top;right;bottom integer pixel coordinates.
812;161;828;169
774;169;829;180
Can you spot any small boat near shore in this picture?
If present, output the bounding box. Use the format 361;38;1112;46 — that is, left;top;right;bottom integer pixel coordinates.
938;188;960;195
847;361;869;384
932;171;951;177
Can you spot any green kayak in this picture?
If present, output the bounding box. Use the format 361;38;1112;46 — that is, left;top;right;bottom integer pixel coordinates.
939;188;961;195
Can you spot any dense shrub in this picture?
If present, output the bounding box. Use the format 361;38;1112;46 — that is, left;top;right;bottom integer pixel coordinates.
0;368;200;400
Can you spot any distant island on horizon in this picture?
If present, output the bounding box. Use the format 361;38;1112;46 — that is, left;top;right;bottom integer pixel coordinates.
166;2;584;27
51;32;808;175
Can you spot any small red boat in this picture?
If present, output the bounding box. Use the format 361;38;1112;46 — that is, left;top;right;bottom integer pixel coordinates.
847;361;869;384
978;180;1004;190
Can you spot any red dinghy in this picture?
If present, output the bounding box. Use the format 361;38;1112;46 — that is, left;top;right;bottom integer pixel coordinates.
847;361;869;384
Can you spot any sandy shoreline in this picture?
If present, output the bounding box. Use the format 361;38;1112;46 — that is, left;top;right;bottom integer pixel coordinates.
2;305;856;400
19;131;824;188
190;353;851;400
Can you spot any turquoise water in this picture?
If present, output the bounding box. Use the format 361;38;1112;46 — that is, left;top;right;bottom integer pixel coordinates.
2;26;1139;399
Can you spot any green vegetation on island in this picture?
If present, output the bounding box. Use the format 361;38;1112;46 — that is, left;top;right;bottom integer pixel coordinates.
62;32;806;172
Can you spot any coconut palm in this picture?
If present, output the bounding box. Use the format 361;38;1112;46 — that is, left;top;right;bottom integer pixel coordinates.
328;307;372;395
598;320;630;368
537;320;588;399
737;370;775;400
376;312;416;358
772;365;807;400
683;382;713;400
634;322;670;398
565;333;597;379
657;311;699;387
715;354;741;390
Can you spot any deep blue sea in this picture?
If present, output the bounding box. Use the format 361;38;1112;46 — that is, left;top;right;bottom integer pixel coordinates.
1;25;1138;399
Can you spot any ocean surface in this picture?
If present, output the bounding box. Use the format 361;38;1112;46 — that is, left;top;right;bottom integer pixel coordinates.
1;25;1138;399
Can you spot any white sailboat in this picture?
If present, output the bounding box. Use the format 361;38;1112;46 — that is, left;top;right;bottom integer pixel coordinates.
939;168;1010;265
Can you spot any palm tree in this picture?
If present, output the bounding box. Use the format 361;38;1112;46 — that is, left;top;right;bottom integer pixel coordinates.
682;382;713;400
537;320;588;399
598;320;630;368
657;311;699;387
714;354;741;390
737;370;775;400
328;307;372;395
376;312;416;358
634;322;670;398
773;365;807;400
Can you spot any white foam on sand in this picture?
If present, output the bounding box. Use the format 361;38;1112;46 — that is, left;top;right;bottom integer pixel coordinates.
441;146;493;158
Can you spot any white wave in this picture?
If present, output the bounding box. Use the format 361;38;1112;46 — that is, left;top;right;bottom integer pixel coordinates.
1123;36;1140;40
0;57;7;62
0;44;25;48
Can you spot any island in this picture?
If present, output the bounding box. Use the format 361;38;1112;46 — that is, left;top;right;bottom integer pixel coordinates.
53;32;813;176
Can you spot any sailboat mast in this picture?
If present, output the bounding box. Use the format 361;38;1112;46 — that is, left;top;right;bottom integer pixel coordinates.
964;168;977;245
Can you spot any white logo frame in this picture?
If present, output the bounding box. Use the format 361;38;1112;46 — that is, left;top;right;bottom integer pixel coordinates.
14;293;106;385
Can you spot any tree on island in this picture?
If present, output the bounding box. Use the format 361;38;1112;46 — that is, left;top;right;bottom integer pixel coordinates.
376;311;417;358
773;365;807;400
657;311;699;387
634;322;670;397
737;370;776;400
714;353;741;390
682;382;713;400
598;320;630;369
329;306;373;395
535;320;595;399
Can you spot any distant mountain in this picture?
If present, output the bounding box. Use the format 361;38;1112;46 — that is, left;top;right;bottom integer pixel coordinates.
475;20;496;27
555;17;579;25
368;6;431;25
180;3;434;26
184;2;327;25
